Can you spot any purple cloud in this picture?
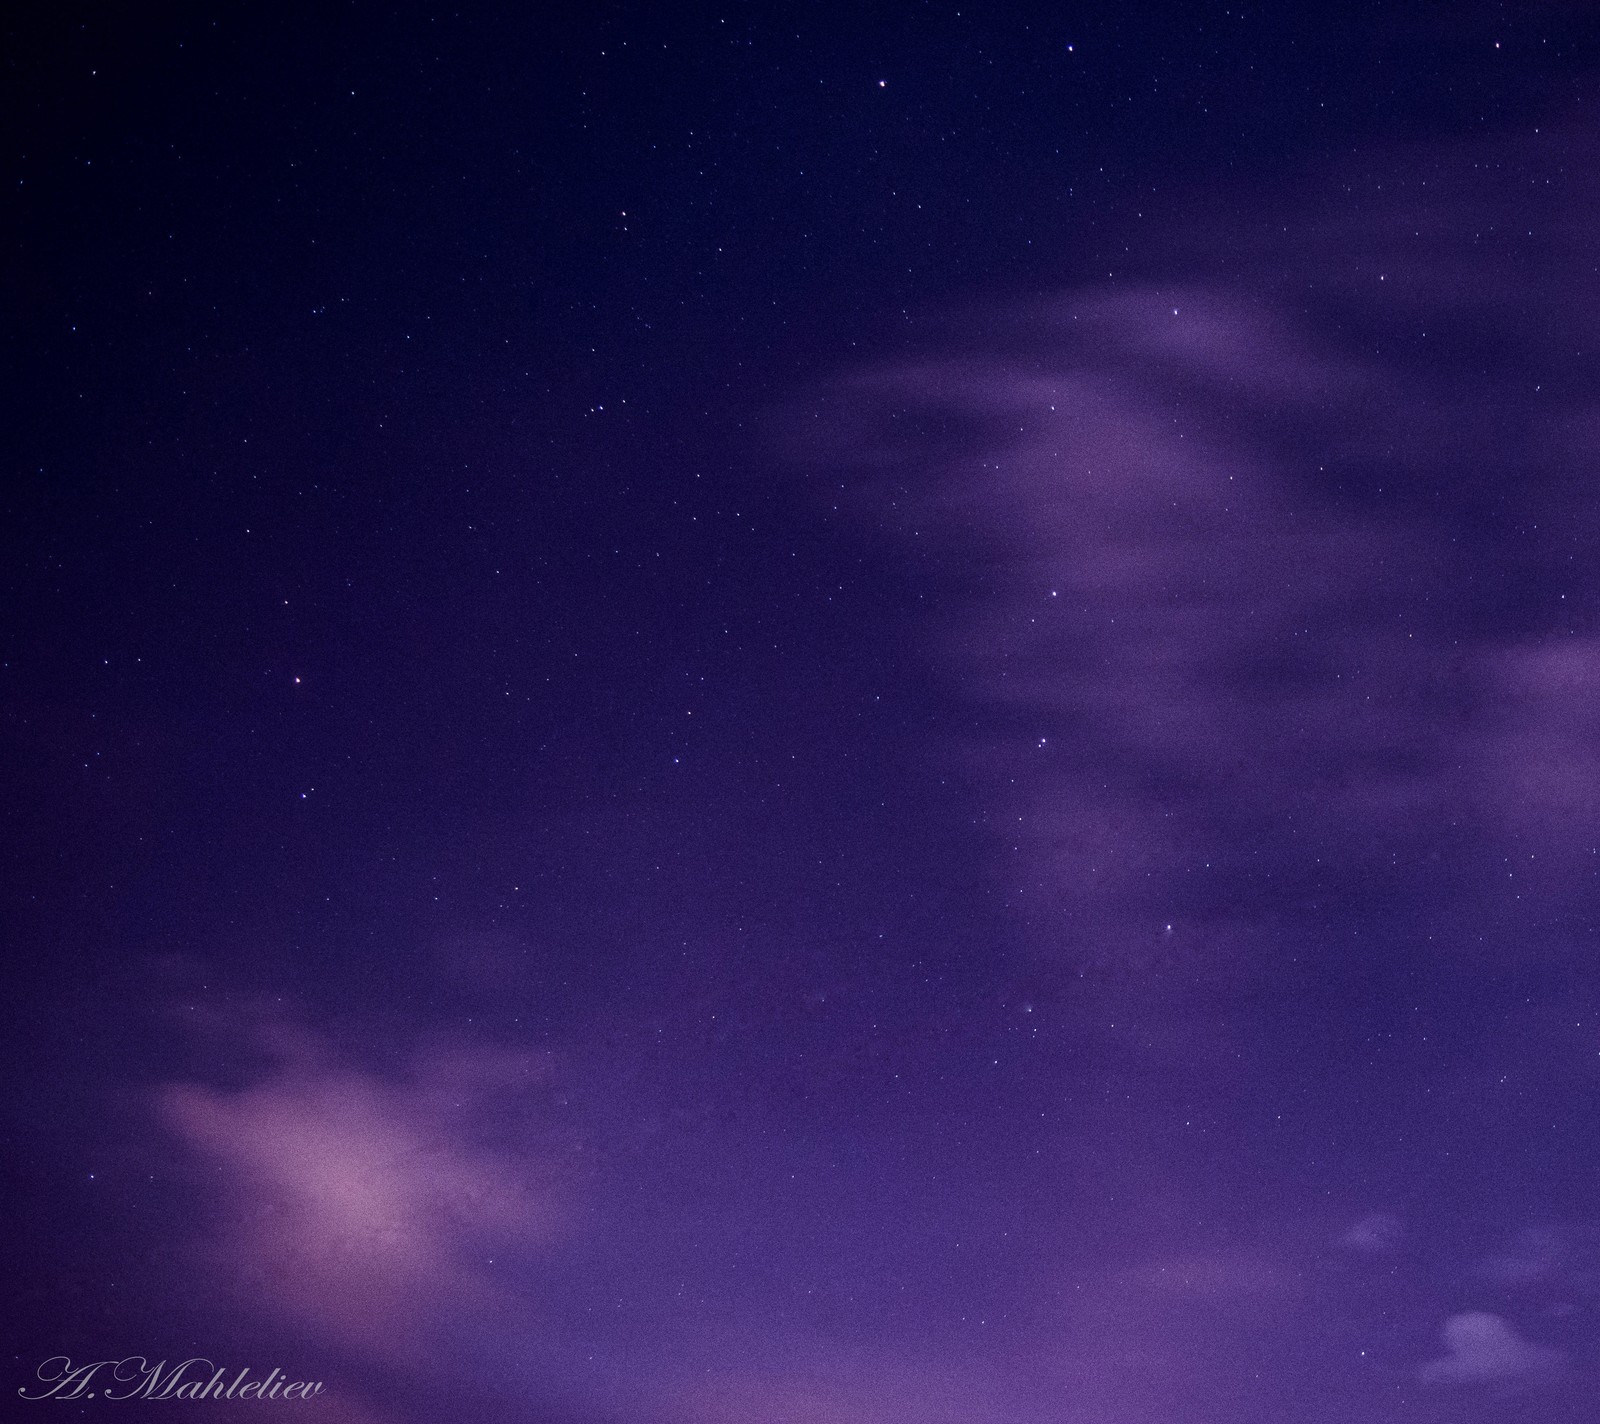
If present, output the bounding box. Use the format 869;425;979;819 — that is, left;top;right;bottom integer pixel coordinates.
155;1003;568;1366
780;112;1600;1415
1418;1311;1562;1385
793;120;1600;1016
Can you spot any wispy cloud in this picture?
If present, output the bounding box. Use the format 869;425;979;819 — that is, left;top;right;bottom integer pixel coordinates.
792;122;1600;1016
1418;1311;1562;1385
156;1002;568;1363
1339;1214;1404;1256
785;113;1600;1415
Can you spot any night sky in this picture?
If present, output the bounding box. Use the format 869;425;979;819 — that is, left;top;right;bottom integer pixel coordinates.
8;3;1600;1421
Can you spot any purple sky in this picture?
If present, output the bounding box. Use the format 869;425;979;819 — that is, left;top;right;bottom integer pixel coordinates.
8;6;1600;1421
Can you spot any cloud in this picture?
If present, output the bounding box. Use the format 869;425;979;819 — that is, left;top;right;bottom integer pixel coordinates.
1475;1223;1600;1299
786;117;1600;1020
1477;1226;1569;1287
801;293;1451;1017
1417;1311;1562;1385
155;1001;568;1364
777;113;1600;1415
1339;1214;1404;1255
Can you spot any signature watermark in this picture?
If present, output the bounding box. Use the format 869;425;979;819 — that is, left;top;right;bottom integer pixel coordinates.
19;1357;324;1402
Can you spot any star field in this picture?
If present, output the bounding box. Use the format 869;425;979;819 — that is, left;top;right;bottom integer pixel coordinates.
8;3;1600;1422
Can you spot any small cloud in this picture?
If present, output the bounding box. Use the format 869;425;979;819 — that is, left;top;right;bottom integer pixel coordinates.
1339;1213;1403;1255
1418;1312;1562;1385
1478;1226;1567;1286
